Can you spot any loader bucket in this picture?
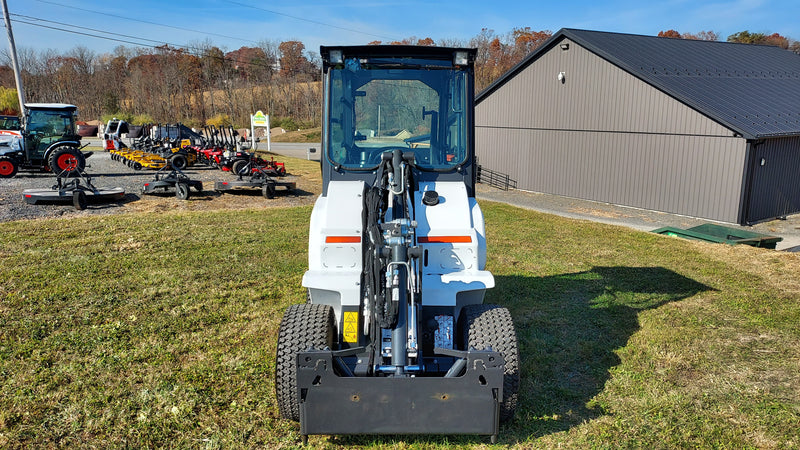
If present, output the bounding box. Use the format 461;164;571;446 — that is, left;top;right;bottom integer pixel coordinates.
296;349;504;442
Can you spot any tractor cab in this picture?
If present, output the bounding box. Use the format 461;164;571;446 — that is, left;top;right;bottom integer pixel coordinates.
23;104;81;165
320;46;477;196
0;115;21;137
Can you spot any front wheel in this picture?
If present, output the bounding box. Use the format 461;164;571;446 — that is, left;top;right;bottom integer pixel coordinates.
175;182;190;200
73;190;87;210
0;156;17;178
262;182;276;199
460;304;520;422
275;303;335;421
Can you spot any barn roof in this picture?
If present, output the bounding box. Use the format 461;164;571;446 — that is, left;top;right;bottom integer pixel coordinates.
477;28;800;139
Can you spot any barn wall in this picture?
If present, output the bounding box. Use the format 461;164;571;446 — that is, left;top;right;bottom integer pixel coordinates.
476;37;747;223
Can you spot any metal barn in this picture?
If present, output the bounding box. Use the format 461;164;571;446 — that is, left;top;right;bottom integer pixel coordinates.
475;29;800;224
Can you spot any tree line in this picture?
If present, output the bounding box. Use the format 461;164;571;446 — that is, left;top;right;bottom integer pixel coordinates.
0;27;797;128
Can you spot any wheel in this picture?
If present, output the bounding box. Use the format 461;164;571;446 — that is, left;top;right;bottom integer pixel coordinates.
231;159;249;176
275;303;335;421
48;147;85;176
170;154;188;170
175;182;190;200
0;156;17;178
262;182;276;199
133;162;143;170
460;304;520;422
72;190;87;210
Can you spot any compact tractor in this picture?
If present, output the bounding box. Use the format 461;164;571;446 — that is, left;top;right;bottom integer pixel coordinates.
275;46;519;443
0;103;91;178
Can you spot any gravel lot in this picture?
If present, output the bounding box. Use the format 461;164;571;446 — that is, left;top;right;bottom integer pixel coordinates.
0;150;319;222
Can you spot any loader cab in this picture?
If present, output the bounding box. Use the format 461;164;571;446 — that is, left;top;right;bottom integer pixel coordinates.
320;46;477;196
23;104;80;163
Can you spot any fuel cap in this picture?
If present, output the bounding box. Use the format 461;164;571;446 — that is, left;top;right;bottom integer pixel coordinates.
422;190;439;206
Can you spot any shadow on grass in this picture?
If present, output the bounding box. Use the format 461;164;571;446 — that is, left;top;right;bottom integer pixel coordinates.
303;266;710;446
493;266;712;440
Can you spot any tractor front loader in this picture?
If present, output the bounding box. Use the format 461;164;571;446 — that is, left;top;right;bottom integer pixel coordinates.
275;46;519;443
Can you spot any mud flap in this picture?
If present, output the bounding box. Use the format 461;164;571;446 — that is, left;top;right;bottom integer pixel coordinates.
296;349;503;441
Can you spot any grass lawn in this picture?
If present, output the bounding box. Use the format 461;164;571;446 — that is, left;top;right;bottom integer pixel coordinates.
0;200;798;448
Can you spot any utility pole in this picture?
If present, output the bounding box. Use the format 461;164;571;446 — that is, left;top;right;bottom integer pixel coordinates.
2;0;26;122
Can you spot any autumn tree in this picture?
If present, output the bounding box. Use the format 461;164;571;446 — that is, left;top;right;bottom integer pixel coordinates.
278;40;308;77
658;30;719;41
658;29;682;39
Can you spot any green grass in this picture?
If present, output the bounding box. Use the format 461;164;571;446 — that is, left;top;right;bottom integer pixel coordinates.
1;203;798;448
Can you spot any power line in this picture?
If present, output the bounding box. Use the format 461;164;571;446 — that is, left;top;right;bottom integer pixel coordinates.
11;14;181;48
10;18;160;48
32;0;261;45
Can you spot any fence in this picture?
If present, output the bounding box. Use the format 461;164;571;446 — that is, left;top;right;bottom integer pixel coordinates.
476;165;517;191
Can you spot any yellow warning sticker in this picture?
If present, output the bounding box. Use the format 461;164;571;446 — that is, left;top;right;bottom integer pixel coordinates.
343;311;358;343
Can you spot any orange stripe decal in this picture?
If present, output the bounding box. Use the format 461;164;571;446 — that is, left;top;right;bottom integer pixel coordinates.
418;236;472;243
325;236;361;243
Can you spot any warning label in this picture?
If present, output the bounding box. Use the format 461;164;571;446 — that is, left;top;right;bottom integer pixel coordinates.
343;311;358;343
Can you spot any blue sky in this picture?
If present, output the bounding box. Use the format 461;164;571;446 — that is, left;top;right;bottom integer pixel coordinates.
6;0;800;57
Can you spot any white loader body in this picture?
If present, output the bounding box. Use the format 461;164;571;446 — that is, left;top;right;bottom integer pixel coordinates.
303;180;493;323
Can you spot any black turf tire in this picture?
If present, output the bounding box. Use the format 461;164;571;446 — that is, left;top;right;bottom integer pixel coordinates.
73;190;87;210
48;147;85;176
171;154;188;170
460;304;520;422
231;159;248;176
175;182;190;200
275;303;335;421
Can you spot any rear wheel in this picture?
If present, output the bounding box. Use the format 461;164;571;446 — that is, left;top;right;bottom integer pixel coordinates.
231;159;248;176
170;154;188;170
460;304;520;422
49;147;85;176
275;303;335;421
0;157;17;178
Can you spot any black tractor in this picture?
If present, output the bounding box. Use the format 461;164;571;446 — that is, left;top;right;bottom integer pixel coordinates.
0;103;91;178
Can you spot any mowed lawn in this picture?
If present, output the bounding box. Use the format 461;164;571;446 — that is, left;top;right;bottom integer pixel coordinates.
0;200;798;448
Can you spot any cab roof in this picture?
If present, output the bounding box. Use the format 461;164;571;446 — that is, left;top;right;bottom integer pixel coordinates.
25;103;78;111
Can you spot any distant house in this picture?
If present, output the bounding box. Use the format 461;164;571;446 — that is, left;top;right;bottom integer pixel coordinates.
475;28;800;224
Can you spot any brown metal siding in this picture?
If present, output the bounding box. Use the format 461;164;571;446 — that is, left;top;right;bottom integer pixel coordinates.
476;37;747;223
746;136;800;223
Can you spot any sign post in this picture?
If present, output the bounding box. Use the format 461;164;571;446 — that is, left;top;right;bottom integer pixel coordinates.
250;110;270;153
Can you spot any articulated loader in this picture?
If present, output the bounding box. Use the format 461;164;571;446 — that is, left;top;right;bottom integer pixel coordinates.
276;45;519;443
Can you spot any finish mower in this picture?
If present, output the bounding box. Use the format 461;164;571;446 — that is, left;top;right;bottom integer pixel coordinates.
22;164;125;210
275;46;519;443
141;153;203;200
214;151;295;198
